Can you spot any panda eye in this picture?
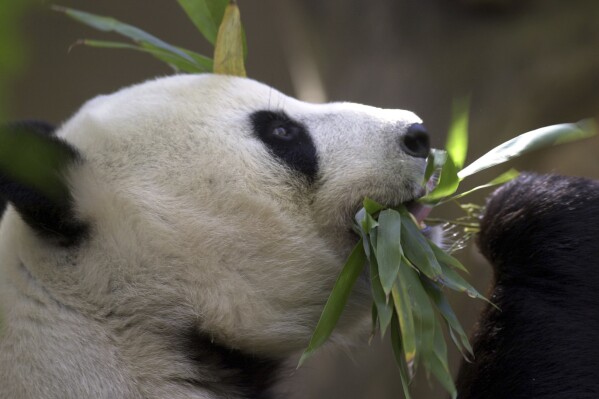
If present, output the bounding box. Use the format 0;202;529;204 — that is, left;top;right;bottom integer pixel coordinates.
251;110;318;181
271;125;296;141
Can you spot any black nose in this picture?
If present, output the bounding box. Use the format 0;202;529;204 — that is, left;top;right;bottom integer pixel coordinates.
400;123;430;159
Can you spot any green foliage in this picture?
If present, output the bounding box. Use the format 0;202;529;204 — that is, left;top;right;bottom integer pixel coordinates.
0;124;76;202
177;0;228;44
0;0;33;122
57;0;246;76
302;108;597;397
301;201;476;398
46;3;599;396
298;239;367;367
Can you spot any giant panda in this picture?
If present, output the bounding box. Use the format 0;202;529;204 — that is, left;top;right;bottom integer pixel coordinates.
0;74;434;399
457;173;599;398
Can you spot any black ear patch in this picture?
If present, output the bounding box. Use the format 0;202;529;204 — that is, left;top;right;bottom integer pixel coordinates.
250;111;318;182
0;121;87;246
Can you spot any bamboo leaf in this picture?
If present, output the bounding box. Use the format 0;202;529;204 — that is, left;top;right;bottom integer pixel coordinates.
177;0;228;44
369;256;394;336
55;6;196;64
392;278;416;373
421;153;460;202
363;197;385;215
213;1;246;76
446;96;470;169
398;207;442;279
298;240;367;367
376;209;403;295
390;314;414;399
423;149;447;189
445;168;519;203
458;119;597;179
402;257;435;366
426;319;457;399
422;279;473;359
428;239;469;273
79;40;212;73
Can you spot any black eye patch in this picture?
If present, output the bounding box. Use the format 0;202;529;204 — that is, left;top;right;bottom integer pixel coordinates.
250;111;318;182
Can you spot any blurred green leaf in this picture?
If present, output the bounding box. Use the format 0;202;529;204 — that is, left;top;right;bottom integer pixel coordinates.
458;119;597;179
55;6;197;64
79;40;213;73
213;1;246;76
0;125;75;202
446;96;470;170
177;0;228;44
298;240;367;367
0;0;31;121
376;209;403;295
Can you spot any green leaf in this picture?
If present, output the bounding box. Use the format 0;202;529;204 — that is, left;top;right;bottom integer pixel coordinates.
213;1;246;76
369;256;394;336
436;261;483;300
401;257;435;365
398;207;442;280
177;0;228;44
421;153;460;202
446;96;470;170
298;240;367;367
428;239;469;273
55;7;196;64
79;40;213;73
363;197;384;215
423;149;447;188
390;314;414;399
426;319;457;399
422;279;473;359
445;168;519;203
458;119;597;179
0;124;76;202
376;209;403;295
392;278;416;373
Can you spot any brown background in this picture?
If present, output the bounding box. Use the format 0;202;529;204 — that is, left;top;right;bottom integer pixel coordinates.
5;0;599;398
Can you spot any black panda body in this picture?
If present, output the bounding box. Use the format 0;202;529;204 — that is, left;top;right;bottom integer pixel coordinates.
457;174;599;399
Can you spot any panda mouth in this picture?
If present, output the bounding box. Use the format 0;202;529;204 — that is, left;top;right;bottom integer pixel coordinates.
405;200;433;224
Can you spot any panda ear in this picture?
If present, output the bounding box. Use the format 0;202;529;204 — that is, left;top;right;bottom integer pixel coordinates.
0;121;87;246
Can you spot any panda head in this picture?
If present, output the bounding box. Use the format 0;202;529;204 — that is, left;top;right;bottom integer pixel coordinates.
0;74;430;356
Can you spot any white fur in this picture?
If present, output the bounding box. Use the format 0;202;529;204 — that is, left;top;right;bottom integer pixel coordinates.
0;74;427;398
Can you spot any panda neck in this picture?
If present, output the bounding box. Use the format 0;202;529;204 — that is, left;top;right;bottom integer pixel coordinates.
180;328;283;399
5;260;283;399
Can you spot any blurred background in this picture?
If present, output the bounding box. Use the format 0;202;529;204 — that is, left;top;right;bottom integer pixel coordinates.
2;0;599;398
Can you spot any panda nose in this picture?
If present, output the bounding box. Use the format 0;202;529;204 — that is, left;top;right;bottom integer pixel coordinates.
400;123;430;159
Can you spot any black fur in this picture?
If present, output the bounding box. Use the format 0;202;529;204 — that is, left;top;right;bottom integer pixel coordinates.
457;173;599;398
0;121;87;246
250;111;318;182
182;328;282;399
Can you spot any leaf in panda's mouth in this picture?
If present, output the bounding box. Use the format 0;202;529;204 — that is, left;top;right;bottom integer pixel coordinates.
300;116;597;399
